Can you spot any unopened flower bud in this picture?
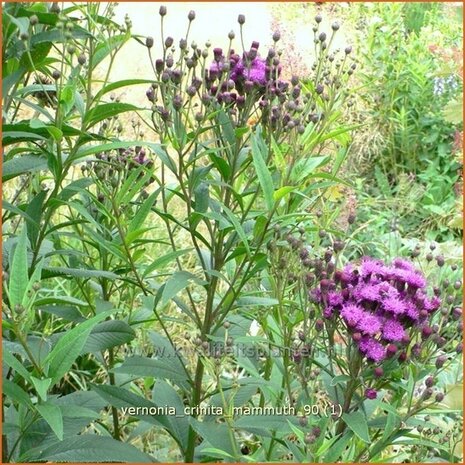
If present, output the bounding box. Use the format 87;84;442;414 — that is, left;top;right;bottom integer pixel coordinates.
238;14;245;25
159;5;167;16
187;10;196;21
146;36;154;48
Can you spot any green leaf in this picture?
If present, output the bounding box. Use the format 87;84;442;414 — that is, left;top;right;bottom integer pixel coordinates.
43;310;114;385
93;79;155;102
323;432;353;462
30;376;52;401
235;296;278;307
42;267;119;280
114;356;188;382
143;248;193;277
84;103;139;129
8;226;28;310
273;186;296;202
251;128;274;210
25;190;47;247
33;436;156;462
2;155;47;182
342;410;370;443
3;350;32;382
35;401;63;440
91;34;130;69
128;191;158;235
161;270;202;307
82;320;135;353
90;383;171;430
222;204;251;257
443;98;463;124
3;379;32;407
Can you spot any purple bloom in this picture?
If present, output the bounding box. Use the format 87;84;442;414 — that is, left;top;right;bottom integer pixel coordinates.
354;283;381;302
327;291;343;308
360;257;387;279
382;296;406;316
382;318;405;342
359;337;385;362
365;388;377;399
356;313;381;336
340;303;365;327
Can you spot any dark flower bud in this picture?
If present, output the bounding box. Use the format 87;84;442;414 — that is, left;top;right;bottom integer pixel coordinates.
244;80;254;92
436;336;446;348
422;326;433;339
249;47;258;61
426;253;433;262
166;56;174;68
251;40;259;49
435;392;445;402
228;30;235;40
333;240;344;252
299;415;308;427
146;36;154;48
451;263;458;271
187;86;197;97
318;32;327;42
386;344;397;357
374;367;383;378
50;2;60;13
456;342;463;354
67;44;75;55
435;355;446;369
401;334;410;345
324;249;333;262
159;5;167;16
434;287;441;296
179;39;187;50
272;31;281;42
315;14;322;23
411;343;422;358
238;14;245;25
315;319;324;332
417;425;424;433
365;388;377;399
353;332;362;342
155;59;164;73
52;70;61;80
446;295;454;305
345;46;352;54
188;10;196;21
331;22;340;31
422;388;433;399
293;350;302;363
173;94;183;111
454;280;462;290
305;433;316;444
165;36;174;48
30;14;39;25
398;352;407;363
436;255;445;267
316;84;324;95
348;213;356;224
77;53;87;65
425;376;434;388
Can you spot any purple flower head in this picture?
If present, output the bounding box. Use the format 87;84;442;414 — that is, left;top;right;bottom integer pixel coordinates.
359;337;385;362
360;257;388;280
382;296;406;316
356;313;381;336
382;318;405;342
354;283;380;302
341;303;365;328
365;388;377;399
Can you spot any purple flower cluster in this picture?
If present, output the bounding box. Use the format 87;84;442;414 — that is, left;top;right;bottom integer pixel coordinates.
313;257;441;363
